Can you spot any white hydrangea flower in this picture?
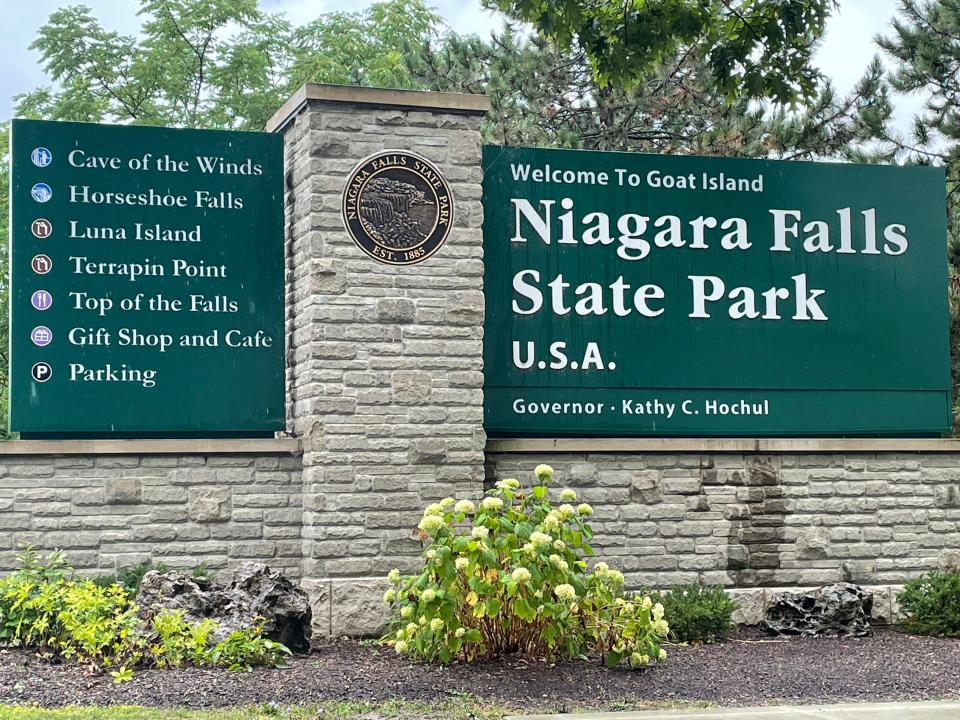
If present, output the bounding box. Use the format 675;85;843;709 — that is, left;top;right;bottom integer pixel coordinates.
418;515;444;533
642;595;653;610
554;583;577;602
400;605;413;619
512;567;532;582
534;464;554;480
496;478;520;491
522;542;536;555
383;589;396;603
455;557;469;571
558;504;575;519
406;622;418;634
553;539;566;551
424;503;445;516
419;616;428;626
425;548;436;560
654;619;669;636
454;499;475;514
577;503;593;516
594;561;610;576
542;513;561;531
608;569;624;585
530;531;552;547
439;497;455;509
481;496;503;512
471;526;489;540
455;627;466;638
387;569;401;584
549;554;569;572
559;489;577;502
653;603;665;622
630;651;645;667
422;588;437;603
394;640;408;654
429;618;444;632
658;649;668;661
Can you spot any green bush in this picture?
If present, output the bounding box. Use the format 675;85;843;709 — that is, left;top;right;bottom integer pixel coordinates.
383;465;670;668
0;547;290;680
898;571;960;637
652;584;737;644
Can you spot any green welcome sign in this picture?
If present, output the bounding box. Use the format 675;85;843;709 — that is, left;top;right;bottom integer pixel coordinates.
9;120;284;436
482;145;951;436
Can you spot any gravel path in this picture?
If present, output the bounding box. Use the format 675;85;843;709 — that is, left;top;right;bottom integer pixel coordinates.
1;628;958;711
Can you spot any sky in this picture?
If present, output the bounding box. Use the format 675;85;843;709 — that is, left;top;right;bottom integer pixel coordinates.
0;0;925;133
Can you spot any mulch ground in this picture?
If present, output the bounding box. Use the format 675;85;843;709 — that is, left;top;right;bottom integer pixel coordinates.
1;627;958;711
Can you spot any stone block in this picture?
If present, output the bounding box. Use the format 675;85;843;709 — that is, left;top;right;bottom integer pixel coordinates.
376;298;416;323
329;577;392;637
106;478;142;505
189;487;232;523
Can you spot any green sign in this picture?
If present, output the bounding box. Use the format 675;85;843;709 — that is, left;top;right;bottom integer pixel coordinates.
482;145;951;436
9;120;284;436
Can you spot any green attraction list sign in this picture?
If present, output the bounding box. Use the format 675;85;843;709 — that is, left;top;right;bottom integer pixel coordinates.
9;120;284;436
482;145;951;436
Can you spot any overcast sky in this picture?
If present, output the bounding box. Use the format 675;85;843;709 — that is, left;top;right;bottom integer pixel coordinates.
0;0;924;132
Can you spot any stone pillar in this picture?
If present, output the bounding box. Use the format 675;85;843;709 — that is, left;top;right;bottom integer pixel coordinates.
266;85;490;636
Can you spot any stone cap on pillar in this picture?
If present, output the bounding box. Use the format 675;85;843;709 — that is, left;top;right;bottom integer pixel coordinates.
265;83;491;133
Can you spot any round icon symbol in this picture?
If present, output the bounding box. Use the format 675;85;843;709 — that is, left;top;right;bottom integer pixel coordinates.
31;362;52;383
31;218;52;239
31;290;53;311
31;147;52;167
31;183;52;203
341;150;454;266
31;254;52;274
30;326;52;347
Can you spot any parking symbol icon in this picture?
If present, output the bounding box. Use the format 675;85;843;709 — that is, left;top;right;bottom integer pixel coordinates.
31;362;52;383
31;219;52;239
31;147;52;167
31;290;53;311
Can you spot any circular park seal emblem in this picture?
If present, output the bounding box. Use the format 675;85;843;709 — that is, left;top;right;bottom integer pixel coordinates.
342;150;454;265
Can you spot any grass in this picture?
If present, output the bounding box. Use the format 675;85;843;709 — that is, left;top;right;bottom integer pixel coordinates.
0;697;712;720
0;697;512;720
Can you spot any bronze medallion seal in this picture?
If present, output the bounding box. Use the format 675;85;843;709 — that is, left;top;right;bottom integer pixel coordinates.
341;150;454;265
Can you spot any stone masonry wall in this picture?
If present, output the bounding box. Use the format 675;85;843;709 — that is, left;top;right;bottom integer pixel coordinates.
0;453;303;579
277;89;488;635
486;451;960;623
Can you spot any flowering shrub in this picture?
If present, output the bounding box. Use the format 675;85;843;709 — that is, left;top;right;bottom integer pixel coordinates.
0;548;290;680
898;571;960;637
383;465;669;667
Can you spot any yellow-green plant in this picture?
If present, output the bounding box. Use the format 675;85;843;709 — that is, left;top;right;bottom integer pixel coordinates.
383;465;669;666
55;580;142;670
0;548;291;679
149;609;218;668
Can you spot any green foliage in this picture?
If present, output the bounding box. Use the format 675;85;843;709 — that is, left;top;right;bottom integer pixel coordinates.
897;570;960;637
383;465;669;667
0;548;291;677
482;0;837;104
877;0;960;429
207;625;292;672
652;584;737;644
16;0;441;130
410;29;893;160
95;561;211;596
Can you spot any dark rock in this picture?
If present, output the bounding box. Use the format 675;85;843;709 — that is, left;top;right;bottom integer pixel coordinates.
762;583;873;637
136;563;312;652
